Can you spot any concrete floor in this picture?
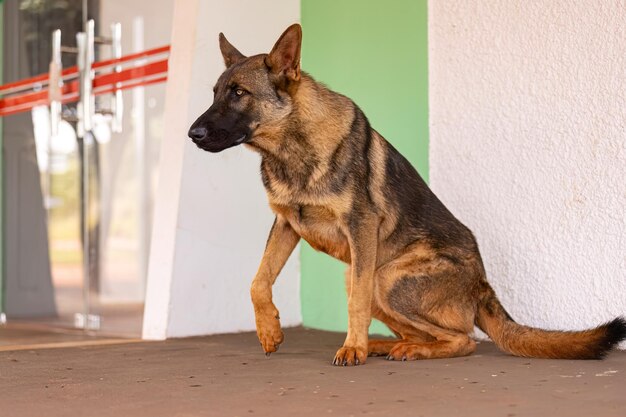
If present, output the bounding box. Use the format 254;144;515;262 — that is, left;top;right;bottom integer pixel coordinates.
1;327;624;417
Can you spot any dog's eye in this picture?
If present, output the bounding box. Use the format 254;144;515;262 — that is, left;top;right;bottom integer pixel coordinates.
235;88;246;97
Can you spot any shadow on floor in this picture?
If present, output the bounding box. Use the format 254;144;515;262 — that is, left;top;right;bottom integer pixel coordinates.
0;323;135;351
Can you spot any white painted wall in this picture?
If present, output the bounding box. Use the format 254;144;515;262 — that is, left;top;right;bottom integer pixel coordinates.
429;1;626;347
143;0;301;339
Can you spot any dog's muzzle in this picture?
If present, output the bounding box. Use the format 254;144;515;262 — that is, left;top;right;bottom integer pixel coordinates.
187;126;248;153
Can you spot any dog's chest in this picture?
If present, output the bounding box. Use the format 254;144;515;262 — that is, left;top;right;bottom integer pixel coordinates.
270;202;351;263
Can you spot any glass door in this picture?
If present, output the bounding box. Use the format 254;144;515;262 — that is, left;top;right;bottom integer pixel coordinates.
1;0;173;338
2;0;98;329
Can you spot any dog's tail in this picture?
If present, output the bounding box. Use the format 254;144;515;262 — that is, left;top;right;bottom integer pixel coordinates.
475;281;626;359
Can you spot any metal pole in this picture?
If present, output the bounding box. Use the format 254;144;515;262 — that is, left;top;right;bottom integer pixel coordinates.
82;0;88;29
76;31;90;330
111;23;123;133
46;30;63;212
49;30;62;137
76;19;96;331
84;20;95;133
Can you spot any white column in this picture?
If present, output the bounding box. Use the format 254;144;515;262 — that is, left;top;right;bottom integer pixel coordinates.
143;0;301;339
429;1;626;347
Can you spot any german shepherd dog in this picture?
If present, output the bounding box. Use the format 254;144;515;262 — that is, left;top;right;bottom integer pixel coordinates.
188;24;626;366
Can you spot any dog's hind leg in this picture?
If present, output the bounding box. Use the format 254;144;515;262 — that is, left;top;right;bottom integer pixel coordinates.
386;333;476;360
373;308;476;360
371;249;480;361
368;303;436;357
368;340;403;356
367;313;475;360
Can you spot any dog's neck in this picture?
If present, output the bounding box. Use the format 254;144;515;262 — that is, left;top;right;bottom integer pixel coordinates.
249;74;361;199
248;73;355;165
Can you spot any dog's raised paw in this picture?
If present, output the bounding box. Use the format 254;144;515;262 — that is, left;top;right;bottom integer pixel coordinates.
256;323;284;355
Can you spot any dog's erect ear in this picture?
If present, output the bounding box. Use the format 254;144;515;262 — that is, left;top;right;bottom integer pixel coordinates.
266;24;302;81
219;33;246;68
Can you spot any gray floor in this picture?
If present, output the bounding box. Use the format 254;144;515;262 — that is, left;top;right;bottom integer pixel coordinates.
1;327;625;417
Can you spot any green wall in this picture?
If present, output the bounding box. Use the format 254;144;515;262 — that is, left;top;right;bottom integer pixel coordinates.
300;0;429;334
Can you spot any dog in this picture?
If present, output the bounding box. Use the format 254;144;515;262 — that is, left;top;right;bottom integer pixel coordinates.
188;24;626;366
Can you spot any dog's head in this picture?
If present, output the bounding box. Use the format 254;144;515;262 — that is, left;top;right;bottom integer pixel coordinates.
188;24;302;153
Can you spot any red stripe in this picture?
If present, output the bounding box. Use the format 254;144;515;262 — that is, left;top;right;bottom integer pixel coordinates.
0;59;169;117
95;75;168;96
0;67;79;95
93;59;168;89
0;76;168;117
92;45;170;70
0;45;170;95
0;82;80;117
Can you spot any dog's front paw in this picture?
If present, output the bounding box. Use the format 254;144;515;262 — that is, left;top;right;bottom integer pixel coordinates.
332;345;367;366
256;313;284;356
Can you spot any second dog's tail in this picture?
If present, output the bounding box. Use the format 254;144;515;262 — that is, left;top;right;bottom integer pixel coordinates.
475;281;626;359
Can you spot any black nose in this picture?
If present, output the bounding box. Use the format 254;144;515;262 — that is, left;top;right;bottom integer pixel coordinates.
189;127;207;140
